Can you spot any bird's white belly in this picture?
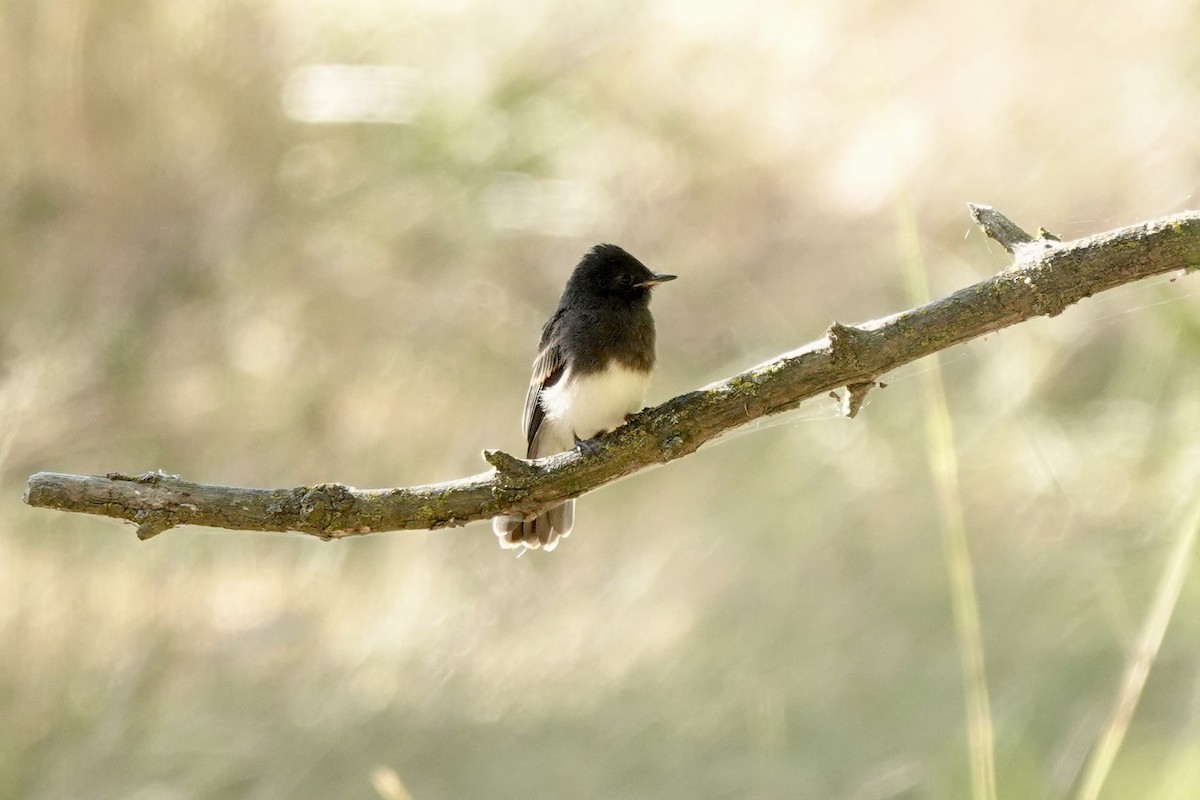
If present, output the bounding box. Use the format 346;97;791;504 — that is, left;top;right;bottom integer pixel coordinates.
540;364;649;450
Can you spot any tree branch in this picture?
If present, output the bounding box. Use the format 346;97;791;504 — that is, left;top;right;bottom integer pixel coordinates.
968;203;1037;253
23;205;1200;540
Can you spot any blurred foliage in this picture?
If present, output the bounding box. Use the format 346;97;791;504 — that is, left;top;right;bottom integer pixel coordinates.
3;0;1200;798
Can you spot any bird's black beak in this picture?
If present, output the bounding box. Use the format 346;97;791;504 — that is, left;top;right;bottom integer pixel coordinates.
634;273;678;289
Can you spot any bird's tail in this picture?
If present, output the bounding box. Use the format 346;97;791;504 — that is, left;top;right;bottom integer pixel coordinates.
493;500;575;552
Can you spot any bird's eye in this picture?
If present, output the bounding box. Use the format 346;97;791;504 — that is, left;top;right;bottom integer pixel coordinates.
617;273;634;287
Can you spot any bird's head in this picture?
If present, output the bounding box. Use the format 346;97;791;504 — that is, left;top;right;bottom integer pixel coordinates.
566;243;677;305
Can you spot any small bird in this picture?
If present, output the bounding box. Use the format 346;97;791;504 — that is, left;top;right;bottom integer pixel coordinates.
493;244;676;552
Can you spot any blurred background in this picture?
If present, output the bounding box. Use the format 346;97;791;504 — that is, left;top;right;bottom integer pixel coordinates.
3;0;1200;797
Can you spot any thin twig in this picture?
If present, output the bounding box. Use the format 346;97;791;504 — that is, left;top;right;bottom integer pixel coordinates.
968;203;1036;253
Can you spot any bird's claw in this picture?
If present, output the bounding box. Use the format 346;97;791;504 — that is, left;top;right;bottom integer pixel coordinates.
574;435;603;456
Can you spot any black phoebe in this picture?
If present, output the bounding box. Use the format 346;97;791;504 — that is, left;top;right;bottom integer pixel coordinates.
493;244;676;552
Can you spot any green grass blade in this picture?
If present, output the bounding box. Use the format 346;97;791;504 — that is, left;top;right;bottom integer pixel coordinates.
898;201;998;800
1075;495;1200;800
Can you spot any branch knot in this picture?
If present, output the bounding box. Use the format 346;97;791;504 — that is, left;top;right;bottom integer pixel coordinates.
843;381;877;419
299;483;358;537
828;321;872;372
483;449;539;488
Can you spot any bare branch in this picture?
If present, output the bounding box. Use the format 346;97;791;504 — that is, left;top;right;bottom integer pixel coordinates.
967;203;1036;253
22;206;1200;540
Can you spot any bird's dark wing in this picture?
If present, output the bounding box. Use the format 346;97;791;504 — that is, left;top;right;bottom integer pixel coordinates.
523;308;567;458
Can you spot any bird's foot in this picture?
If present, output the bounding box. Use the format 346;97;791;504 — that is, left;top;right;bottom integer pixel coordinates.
574;435;603;457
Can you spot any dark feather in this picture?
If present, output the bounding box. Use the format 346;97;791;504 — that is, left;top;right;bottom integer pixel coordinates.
522;307;566;458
